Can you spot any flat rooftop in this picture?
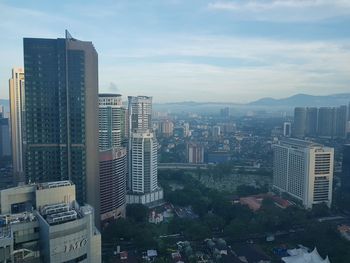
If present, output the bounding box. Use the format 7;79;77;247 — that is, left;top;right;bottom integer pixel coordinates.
279;138;322;148
37;180;73;190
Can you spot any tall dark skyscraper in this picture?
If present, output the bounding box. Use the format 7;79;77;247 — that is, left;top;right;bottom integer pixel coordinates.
335;105;348;139
292;107;306;138
305;107;318;137
23;31;100;218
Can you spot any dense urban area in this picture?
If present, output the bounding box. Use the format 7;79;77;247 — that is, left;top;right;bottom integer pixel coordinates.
0;2;350;262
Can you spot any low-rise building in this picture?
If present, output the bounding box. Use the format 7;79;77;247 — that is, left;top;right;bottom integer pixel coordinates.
0;181;101;263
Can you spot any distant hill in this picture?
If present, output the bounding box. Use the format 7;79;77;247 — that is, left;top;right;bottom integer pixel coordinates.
248;93;350;107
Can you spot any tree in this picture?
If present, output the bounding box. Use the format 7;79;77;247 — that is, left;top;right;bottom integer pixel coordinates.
126;204;149;222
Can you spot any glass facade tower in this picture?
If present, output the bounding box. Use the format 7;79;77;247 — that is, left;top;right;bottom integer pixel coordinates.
23;31;100;219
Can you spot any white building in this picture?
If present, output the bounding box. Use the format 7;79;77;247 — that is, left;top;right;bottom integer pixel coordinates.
9;67;25;182
130;130;158;194
98;94;124;150
128;96;152;132
127;130;163;205
273;138;334;209
0;181;101;263
127;96;163;205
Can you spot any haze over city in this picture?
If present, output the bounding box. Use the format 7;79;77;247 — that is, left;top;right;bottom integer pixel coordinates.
1;0;350;102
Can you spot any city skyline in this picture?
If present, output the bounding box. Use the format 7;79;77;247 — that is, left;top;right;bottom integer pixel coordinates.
1;0;350;102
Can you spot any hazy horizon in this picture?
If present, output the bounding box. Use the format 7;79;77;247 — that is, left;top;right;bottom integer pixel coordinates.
1;0;350;102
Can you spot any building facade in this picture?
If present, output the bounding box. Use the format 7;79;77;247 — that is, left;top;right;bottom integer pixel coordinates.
305;107;318;137
0;181;101;263
23;31;100;218
98;94;124;150
9;67;25;181
128;96;152;133
273;138;334;209
0;118;11;158
283;122;291;137
292;107;307;138
187;143;204;164
127;96;163;205
99;148;127;222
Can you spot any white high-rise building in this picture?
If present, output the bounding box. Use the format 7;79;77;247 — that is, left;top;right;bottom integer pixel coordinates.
130;130;158;193
126;96;163;205
128;96;152;133
273;138;334;209
98;94;123;150
9;67;25;181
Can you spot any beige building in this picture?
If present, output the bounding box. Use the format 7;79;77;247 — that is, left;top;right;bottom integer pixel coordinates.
0;181;101;263
273;138;334;209
9;67;25;183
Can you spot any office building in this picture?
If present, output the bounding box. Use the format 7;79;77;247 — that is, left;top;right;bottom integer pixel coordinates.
128;96;152;132
317;107;336;138
273;138;334;209
187;143;204;164
23;31;100;219
342;144;350;190
292;107;307;138
98;94;123;150
127;130;163;205
9;67;25;181
99;148;127;222
305;107;318;137
335;105;348;139
0;181;101;263
283;122;291;137
0;118;11;158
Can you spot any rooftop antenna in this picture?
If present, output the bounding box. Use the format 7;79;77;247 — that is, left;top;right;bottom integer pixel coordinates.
65;29;74;40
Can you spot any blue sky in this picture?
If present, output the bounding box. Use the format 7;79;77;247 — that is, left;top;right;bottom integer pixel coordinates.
1;0;350;102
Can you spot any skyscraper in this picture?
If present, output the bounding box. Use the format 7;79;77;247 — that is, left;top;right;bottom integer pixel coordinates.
335;105;348;139
98;93;127;223
317;107;336;138
128;96;152;133
273;138;334;209
127;96;163;205
9;67;25;181
305;107;318;137
23;31;100;219
292;107;306;138
99;94;123;150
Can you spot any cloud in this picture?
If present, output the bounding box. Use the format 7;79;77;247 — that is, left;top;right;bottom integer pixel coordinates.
207;0;350;21
98;35;350;102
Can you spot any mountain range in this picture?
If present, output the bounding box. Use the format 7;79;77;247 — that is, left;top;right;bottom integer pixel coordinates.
1;93;350;114
248;93;350;107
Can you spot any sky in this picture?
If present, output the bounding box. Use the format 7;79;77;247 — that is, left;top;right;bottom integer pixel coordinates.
0;0;350;103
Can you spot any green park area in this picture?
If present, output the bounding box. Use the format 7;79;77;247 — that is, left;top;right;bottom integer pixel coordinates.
102;168;350;263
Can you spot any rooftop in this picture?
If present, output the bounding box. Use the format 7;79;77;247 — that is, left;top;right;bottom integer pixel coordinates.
99;93;122;97
37;180;73;190
279;138;322;148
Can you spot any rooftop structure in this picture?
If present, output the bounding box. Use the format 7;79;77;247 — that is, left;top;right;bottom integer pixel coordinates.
0;181;101;263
